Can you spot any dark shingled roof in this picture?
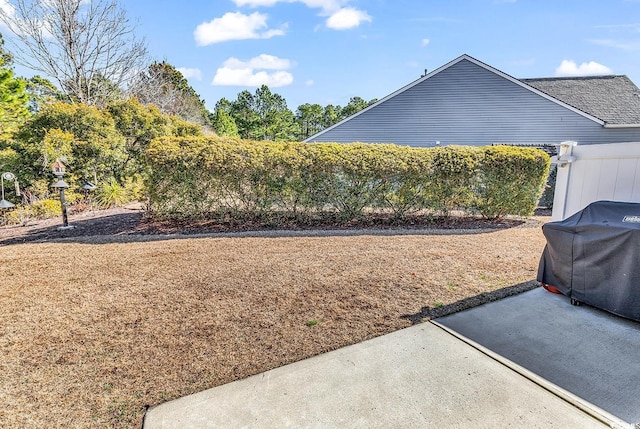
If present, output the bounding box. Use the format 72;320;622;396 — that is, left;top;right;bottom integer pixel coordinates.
521;75;640;125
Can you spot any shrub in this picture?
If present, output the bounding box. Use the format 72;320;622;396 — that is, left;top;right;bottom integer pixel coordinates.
375;145;433;218
474;146;550;219
145;136;236;219
538;164;557;209
2;206;32;226
31;199;63;218
145;137;549;222
1;199;63;226
428;146;481;215
96;178;131;208
309;143;401;220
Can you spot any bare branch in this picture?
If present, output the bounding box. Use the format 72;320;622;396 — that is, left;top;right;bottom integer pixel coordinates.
0;0;148;106
129;61;211;126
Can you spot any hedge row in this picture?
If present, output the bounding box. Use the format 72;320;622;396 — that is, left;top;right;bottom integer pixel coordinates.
145;137;550;221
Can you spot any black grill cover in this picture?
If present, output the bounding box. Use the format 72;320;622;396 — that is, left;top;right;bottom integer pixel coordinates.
537;200;640;321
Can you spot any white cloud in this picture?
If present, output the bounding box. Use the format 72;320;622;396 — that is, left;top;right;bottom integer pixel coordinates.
212;54;294;87
233;0;283;6
263;27;288;38
232;0;370;31
298;0;344;12
213;68;293;87
177;67;202;81
305;79;314;86
326;7;371;30
194;12;285;45
223;54;293;70
0;1;56;38
421;38;430;46
233;0;343;14
555;60;613;76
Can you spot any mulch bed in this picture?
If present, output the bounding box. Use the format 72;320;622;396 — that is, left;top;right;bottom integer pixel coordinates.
0;205;536;245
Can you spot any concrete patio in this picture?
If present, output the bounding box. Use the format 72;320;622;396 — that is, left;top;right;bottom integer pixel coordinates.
144;287;639;428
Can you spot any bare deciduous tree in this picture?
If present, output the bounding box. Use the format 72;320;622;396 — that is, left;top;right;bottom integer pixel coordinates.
0;0;147;107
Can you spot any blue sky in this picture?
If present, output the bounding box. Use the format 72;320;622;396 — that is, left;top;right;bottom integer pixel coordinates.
6;0;640;112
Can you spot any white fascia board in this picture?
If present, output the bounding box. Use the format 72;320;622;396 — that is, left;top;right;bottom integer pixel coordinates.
603;123;640;129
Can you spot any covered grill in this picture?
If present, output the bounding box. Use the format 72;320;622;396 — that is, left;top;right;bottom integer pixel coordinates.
537;200;640;321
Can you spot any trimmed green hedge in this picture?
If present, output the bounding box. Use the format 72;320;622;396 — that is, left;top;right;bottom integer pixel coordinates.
145;137;549;221
475;146;550;218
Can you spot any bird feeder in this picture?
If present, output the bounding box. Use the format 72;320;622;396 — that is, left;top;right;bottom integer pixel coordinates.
51;160;69;189
51;160;66;176
0;172;18;209
51;160;73;229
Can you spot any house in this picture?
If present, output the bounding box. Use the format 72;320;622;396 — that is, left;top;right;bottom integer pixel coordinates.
305;55;640;147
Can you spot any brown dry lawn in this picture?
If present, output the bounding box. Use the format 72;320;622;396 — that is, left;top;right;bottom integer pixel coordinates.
0;217;549;428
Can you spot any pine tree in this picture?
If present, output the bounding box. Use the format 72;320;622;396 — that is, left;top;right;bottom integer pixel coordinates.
0;33;29;140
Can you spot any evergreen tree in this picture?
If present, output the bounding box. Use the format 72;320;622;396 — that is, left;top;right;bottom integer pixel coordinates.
107;97;203;175
231;90;260;140
254;85;298;141
25;75;64;113
211;99;239;137
295;103;323;140
323;104;341;128
228;86;298;141
0;32;11;66
13;102;125;186
0;33;29;141
341;96;370;118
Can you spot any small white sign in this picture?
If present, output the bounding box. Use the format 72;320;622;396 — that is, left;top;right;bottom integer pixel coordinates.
622;215;640;223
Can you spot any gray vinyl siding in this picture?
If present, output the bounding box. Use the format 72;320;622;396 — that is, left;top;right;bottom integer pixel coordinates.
308;59;640;146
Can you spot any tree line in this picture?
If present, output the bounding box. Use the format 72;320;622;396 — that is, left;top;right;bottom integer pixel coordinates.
211;89;377;141
0;0;377;207
0;0;376;143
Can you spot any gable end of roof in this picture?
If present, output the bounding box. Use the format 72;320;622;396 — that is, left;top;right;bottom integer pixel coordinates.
305;54;609;142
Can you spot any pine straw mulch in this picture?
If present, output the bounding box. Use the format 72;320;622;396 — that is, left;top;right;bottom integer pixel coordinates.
0;207;550;428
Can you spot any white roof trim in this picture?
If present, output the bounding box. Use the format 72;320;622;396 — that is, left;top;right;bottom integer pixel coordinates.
603;123;640;129
305;54;605;142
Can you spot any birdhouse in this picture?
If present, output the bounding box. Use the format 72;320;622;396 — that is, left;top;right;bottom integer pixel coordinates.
51;160;66;176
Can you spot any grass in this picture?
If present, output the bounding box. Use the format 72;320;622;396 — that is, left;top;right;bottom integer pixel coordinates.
0;217;548;428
